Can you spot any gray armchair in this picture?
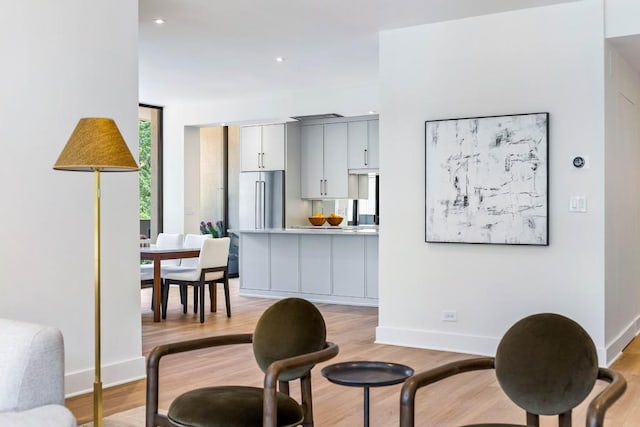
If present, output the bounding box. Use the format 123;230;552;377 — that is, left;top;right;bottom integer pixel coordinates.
0;318;76;427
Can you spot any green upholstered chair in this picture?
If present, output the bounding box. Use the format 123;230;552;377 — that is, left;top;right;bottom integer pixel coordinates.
145;298;339;427
399;313;626;427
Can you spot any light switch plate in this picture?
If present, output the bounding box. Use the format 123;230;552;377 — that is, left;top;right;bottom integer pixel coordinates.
569;196;587;212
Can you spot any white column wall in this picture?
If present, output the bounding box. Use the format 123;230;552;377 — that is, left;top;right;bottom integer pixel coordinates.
184;126;201;235
377;1;610;361
0;1;144;394
604;43;640;361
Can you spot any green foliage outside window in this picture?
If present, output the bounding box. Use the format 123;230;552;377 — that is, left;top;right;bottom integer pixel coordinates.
139;120;151;220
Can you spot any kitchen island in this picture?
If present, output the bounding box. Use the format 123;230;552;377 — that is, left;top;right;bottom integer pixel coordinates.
231;226;378;306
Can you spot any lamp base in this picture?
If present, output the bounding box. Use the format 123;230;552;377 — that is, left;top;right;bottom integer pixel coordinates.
93;381;103;427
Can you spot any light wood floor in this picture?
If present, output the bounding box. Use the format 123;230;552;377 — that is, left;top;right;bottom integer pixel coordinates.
67;279;640;426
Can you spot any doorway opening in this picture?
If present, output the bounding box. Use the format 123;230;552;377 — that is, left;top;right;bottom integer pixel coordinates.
139;104;163;239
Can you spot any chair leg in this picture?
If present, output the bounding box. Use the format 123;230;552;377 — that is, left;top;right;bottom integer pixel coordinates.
558;410;571;427
193;286;198;314
526;412;540;426
279;380;290;396
199;283;205;323
209;282;217;312
161;280;169;319
224;275;231;317
180;285;187;314
300;372;314;426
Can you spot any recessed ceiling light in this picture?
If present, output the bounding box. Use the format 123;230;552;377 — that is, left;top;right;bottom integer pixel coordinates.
275;57;285;63
368;110;377;114
154;18;165;24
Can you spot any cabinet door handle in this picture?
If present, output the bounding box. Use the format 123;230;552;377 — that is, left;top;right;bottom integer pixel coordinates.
324;179;328;196
260;152;264;168
257;152;262;168
364;148;368;166
320;179;323;196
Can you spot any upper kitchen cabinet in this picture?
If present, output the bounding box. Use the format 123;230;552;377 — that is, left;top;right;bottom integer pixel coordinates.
348;119;379;172
301;122;349;199
240;124;285;171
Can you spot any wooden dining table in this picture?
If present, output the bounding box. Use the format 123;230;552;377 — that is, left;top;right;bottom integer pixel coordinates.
140;246;200;322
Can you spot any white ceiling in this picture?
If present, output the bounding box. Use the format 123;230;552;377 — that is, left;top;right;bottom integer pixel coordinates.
139;0;581;106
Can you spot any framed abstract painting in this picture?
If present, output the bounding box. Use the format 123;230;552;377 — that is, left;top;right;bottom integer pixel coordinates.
425;112;548;245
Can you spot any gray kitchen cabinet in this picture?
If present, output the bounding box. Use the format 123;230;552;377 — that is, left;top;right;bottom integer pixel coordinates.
240;124;285;171
300;122;349;199
239;233;270;290
332;235;365;297
270;234;299;292
300;235;331;294
237;229;378;306
348;119;379;171
365;235;379;298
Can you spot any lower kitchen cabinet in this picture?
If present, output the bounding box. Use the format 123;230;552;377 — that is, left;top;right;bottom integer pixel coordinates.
332;236;365;297
239;233;269;290
237;230;378;306
365;235;379;298
300;235;331;295
270;235;299;292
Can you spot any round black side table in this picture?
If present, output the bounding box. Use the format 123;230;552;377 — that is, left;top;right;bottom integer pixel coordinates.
321;361;414;427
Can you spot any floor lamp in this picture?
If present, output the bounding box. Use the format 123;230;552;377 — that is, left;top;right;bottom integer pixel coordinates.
54;118;139;427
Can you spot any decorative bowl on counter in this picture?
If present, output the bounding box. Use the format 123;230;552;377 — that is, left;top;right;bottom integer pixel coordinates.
308;216;327;226
326;215;343;226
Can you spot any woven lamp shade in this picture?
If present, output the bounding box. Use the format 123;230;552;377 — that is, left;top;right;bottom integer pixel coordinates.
54;118;139;172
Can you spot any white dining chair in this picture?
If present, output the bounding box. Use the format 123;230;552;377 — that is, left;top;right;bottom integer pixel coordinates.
140;233;184;281
141;233;183;310
161;237;231;323
179;233;212;267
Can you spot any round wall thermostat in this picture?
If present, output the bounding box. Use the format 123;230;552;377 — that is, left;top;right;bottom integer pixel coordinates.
573;156;585;168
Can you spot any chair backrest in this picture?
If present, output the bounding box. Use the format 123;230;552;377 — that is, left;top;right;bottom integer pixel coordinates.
494;313;598;417
198;237;230;275
155;233;184;266
0;319;65;411
253;298;327;382
181;234;211;268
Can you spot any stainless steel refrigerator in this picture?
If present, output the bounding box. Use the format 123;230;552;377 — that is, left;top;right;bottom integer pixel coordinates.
238;171;285;229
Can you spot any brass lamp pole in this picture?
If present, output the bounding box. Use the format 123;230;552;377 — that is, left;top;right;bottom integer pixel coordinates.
54;118;139;427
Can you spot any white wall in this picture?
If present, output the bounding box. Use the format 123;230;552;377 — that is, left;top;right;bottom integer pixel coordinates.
605;0;640;38
200;127;225;227
163;83;378;232
0;1;143;394
184;126;201;235
604;43;640;361
377;1;612;361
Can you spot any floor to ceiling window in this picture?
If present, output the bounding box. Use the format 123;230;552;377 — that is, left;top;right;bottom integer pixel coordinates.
139;104;163;239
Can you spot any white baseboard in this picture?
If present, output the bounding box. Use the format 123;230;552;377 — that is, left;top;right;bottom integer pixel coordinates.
65;356;146;397
604;316;640;366
375;326;499;357
377;321;639;368
239;289;378;307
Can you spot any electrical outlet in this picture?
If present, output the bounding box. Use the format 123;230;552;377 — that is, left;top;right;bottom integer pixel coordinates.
442;310;457;322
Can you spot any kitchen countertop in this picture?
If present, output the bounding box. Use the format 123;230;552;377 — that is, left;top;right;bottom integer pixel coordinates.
229;225;378;235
